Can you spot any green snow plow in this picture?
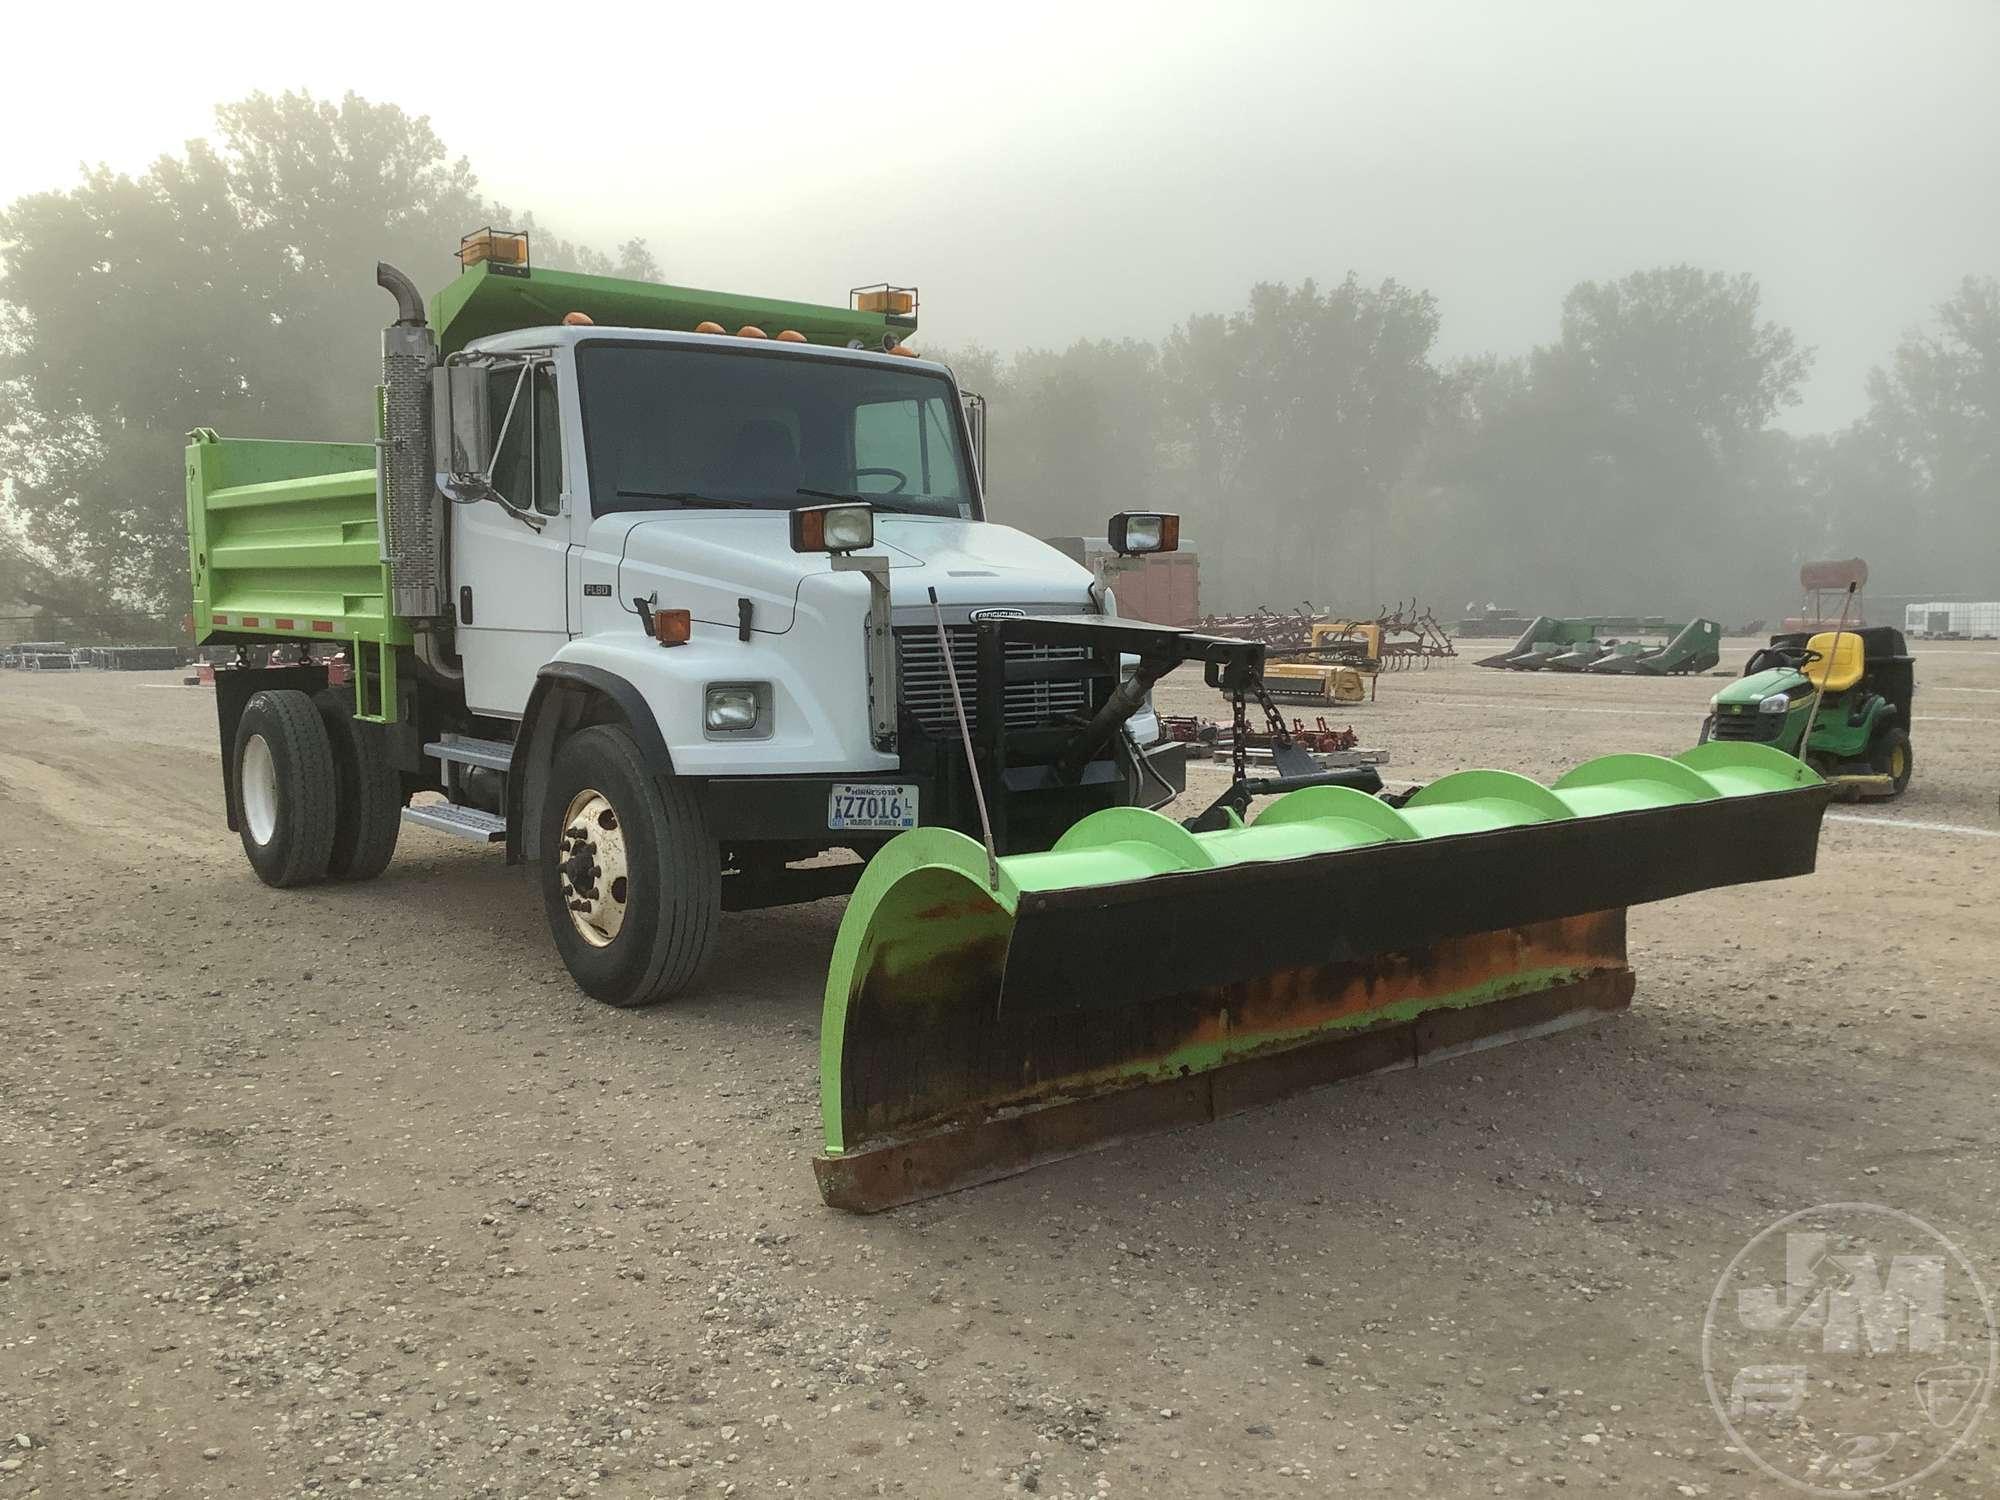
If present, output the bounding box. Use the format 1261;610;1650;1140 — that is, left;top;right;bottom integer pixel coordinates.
816;741;1829;1211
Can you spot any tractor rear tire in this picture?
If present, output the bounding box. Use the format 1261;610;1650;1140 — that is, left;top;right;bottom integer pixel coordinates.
233;689;338;888
1869;725;1913;797
315;689;404;881
539;724;721;1006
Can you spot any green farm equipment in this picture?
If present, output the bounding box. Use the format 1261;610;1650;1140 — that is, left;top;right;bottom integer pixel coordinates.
1586;618;1722;676
1701;626;1915;800
1476;616;1720;675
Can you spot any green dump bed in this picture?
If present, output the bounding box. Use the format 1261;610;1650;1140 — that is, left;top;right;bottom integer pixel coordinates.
185;430;411;647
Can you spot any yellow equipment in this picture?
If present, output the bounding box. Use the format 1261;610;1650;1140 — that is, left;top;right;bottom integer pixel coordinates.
1264;621;1382;704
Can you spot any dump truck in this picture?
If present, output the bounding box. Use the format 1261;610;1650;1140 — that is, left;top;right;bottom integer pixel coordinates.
188;231;1833;1211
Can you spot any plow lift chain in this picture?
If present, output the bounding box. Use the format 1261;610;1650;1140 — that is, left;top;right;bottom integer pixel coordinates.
1187;642;1382;832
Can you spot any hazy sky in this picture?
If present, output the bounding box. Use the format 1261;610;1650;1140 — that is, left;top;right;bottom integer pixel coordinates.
5;0;1994;430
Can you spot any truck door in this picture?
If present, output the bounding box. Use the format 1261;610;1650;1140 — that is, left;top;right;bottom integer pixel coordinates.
454;360;573;716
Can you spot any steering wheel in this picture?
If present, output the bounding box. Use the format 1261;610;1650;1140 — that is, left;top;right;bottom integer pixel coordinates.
1746;644;1820;675
854;466;908;495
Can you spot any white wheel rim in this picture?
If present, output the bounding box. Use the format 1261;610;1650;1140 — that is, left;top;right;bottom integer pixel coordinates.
557;789;630;948
241;733;279;846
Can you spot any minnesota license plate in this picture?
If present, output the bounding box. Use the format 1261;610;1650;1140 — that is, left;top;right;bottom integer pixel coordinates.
827;783;919;831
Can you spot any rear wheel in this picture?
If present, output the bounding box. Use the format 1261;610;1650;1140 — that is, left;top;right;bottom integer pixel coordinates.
233;689;337;887
314;689;404;880
1870;725;1913;797
539;724;720;1006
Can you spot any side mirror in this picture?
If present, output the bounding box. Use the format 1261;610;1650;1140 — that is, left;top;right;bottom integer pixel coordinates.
961;390;987;485
432;362;495;499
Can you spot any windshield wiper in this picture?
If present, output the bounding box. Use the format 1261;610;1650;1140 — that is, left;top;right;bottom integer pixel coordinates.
617;489;753;509
796;487;920;513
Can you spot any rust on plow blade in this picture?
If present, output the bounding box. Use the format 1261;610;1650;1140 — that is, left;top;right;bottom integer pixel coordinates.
815;746;1830;1213
816;912;1632;1213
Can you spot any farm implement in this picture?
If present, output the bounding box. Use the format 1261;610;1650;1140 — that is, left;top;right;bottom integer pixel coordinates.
1475;617;1722;675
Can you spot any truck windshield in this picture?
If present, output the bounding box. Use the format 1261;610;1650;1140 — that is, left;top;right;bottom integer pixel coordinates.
575;342;978;519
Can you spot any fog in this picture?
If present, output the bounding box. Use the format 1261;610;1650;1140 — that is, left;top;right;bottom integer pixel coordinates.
7;1;1995;430
3;0;1996;624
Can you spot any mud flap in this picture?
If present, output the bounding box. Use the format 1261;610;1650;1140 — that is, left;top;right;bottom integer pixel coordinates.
816;744;1830;1212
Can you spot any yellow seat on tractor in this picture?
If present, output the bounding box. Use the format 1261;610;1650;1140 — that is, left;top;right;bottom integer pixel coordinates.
1804;632;1864;694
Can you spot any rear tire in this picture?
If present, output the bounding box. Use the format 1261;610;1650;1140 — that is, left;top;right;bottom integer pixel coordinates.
539;724;720;1006
233;689;337;888
315;689;404;881
1869;724;1913;797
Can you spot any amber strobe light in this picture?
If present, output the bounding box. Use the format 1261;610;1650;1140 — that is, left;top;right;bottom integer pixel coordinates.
851;285;917;316
458;228;530;269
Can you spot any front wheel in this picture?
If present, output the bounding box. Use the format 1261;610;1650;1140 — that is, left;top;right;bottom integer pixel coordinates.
539;724;721;1006
1869;725;1913;797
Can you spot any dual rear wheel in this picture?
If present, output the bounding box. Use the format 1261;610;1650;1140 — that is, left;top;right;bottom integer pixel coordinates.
232;688;403;887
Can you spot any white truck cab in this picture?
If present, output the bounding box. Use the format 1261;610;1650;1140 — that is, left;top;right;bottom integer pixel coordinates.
448;325;1138;767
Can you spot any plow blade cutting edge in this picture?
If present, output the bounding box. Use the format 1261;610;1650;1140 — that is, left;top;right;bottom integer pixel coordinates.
815;743;1829;1211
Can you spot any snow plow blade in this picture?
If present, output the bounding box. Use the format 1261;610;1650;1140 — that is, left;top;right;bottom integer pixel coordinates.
814;743;1829;1212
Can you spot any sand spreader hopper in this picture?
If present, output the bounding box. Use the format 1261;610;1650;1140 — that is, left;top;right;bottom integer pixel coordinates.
816;742;1828;1210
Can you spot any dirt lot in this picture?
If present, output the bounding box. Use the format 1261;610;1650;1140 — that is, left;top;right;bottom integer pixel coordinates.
2;641;1996;1498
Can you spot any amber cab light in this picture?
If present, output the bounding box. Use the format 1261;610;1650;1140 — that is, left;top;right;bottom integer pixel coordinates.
655;608;692;646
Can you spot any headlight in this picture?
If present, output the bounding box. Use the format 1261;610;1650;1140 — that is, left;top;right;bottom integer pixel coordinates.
704;683;765;732
1758;692;1792;714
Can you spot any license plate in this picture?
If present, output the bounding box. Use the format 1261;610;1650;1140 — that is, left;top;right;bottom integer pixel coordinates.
827;783;919;831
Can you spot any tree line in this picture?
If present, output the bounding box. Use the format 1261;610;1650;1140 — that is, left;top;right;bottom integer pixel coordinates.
949;269;1995;622
2;92;1992;638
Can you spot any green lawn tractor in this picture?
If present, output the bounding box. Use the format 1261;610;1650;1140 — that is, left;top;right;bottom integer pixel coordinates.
1700;626;1915;800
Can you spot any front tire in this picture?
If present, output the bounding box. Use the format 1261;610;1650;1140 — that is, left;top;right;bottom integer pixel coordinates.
233;689;338;888
1870;724;1913;797
539;724;721;1006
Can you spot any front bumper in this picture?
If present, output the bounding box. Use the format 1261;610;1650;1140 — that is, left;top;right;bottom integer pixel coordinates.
700;733;1189;847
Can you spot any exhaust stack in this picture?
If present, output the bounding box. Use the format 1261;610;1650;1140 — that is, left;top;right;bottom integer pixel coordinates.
376;261;444;618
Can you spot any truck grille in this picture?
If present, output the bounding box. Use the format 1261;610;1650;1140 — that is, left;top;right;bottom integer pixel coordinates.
895;627;1092;737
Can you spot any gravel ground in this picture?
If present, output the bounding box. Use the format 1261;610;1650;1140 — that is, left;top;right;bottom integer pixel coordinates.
2;641;1996;1498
